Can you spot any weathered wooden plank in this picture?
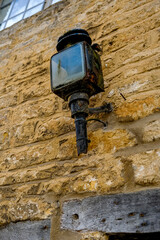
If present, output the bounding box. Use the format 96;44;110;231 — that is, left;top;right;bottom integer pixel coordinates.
61;189;160;233
0;219;51;240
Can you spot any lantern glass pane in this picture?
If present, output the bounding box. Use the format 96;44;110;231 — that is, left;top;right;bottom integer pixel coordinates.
51;43;85;89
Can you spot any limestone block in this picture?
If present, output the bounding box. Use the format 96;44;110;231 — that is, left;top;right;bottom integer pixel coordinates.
37;177;71;196
12;95;60;124
0;133;77;172
107;67;160;103
0;154;124;199
71;155;124;194
34;155;124;195
120;0;160;29
34;116;75;141
0;198;53;225
0;92;17;110
128;149;160;185
142;120;160;142
103;13;160;58
81;232;108;240
0;139;59;171
56;134;77;159
0;162;66;186
0;186;16;199
88;128;137;154
12;120;36;147
116;96;160;121
0;128;10;151
0;109;11;127
19;76;51;103
10;198;53;222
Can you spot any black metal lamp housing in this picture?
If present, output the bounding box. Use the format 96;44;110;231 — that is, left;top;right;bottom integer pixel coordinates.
50;29;105;155
50;29;104;101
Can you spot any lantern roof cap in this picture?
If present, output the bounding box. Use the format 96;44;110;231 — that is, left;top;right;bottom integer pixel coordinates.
56;29;92;51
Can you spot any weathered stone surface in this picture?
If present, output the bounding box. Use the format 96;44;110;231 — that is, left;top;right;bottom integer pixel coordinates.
0;133;77;171
0;0;160;238
18;75;51;103
0;162;64;186
142;120;160;142
81;232;108;240
0;92;18;110
11;120;36;147
115;96;160;121
9;116;75;148
70;155;124;194
0;220;51;240
0;154;124;195
0;109;11;127
128;149;160;185
88;128;137;154
12;95;60;124
34;116;75;141
0;140;59;171
0;197;53;225
0;127;10;151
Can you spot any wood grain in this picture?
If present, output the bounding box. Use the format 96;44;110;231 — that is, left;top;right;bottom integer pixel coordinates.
61;189;160;233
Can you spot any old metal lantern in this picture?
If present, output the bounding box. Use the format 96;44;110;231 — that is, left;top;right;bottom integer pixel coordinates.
50;29;104;101
50;29;106;155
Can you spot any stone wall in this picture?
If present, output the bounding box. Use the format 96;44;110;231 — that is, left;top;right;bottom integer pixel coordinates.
0;0;160;239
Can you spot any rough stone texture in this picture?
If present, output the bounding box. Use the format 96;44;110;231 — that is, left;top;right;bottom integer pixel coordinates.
142;120;160;142
81;232;108;240
0;0;160;238
128;149;160;185
0;197;54;225
115;96;160;122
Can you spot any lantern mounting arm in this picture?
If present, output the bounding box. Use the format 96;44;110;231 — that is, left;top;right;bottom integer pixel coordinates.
88;103;113;114
87;103;112;128
87;118;108;127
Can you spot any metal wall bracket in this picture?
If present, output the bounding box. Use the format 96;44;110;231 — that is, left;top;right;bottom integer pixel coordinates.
87;103;112;127
89;103;113;114
87;118;108;127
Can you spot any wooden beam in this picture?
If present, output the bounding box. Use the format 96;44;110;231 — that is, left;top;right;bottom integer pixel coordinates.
61;189;160;233
0;220;51;240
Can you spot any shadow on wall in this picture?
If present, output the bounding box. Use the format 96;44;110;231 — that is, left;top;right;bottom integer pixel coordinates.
109;233;160;240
